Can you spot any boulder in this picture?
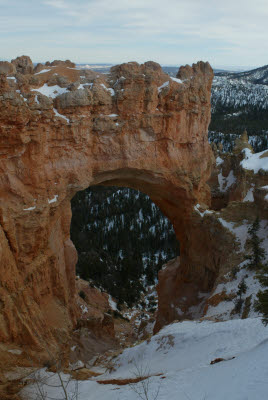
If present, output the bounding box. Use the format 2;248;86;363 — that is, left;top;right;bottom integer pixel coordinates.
0;61;16;75
11;55;34;75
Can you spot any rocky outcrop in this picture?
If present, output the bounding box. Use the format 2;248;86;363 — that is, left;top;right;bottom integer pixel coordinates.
155;209;242;331
0;55;216;360
76;278;115;338
0;61;16;76
46;59;76;68
233;130;253;155
11;55;34;75
156;132;268;330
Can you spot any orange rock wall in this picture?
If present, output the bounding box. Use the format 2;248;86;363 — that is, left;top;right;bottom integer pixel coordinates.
0;58;214;347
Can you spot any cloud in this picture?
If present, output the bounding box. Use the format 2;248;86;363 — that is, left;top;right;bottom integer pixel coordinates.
0;0;267;66
44;0;69;10
40;0;268;44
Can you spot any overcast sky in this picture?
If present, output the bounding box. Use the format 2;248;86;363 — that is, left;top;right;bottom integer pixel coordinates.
1;0;267;68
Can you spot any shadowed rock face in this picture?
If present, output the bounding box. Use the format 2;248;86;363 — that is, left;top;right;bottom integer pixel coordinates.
0;56;215;349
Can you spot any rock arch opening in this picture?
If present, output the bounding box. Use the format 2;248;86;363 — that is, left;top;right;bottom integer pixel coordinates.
68;161;219;334
71;185;180;309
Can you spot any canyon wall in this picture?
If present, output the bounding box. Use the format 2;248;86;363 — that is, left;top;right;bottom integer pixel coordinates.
156;133;268;331
0;56;216;350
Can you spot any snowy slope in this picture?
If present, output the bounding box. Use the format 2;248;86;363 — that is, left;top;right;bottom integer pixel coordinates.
209;65;268;151
212;65;268;111
212;76;268;111
217;64;268;85
204;215;268;321
21;318;268;400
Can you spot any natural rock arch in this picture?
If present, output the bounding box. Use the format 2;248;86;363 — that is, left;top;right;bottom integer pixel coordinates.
0;58;220;348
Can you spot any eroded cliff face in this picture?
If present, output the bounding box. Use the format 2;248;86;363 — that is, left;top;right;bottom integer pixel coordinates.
156;133;268;331
0;56;215;354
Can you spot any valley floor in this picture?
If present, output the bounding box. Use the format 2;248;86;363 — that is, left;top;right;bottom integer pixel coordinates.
21;317;268;400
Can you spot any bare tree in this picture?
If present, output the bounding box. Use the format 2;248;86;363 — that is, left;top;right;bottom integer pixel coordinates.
29;361;79;400
128;360;161;400
22;328;79;400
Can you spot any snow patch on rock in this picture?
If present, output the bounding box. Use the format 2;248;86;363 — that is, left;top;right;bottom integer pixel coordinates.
216;156;224;166
158;81;169;93
48;195;58;204
218;169;236;192
241;148;268;173
53;108;70;123
243;186;254;202
31;84;68;99
108;295;117;311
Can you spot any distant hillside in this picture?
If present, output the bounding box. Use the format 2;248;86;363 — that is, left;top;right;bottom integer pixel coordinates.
209;64;268;152
212;65;268;111
215;64;268;85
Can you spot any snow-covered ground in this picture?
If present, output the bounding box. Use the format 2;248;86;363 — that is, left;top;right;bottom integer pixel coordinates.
205;265;262;320
21;318;268;400
241;148;268;173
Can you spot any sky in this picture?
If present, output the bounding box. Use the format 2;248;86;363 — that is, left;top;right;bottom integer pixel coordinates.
1;0;268;68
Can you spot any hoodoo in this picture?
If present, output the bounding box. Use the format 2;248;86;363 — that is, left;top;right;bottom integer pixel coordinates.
0;56;221;351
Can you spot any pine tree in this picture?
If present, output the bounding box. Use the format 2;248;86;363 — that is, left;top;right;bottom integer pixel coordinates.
238;278;247;299
255;290;268;325
255;264;268;325
244;217;268;325
246;216;266;270
233;278;248;315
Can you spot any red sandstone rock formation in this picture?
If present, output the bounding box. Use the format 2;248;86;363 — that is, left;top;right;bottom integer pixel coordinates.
0;61;16;75
0;56;216;356
11;55;34;75
76;278;115;338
